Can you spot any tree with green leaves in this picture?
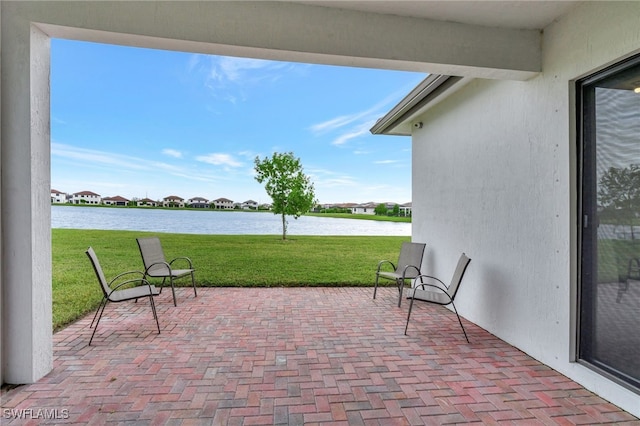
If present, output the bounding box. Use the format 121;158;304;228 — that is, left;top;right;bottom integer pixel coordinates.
254;152;316;240
374;203;388;216
598;164;640;239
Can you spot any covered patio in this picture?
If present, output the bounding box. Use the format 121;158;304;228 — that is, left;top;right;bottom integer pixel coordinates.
3;0;640;417
2;287;637;425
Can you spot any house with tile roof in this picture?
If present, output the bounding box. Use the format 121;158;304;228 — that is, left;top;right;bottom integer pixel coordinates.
351;202;377;215
187;197;209;208
102;195;129;206
399;202;412;217
212;197;234;210
71;191;101;205
162;195;184;208
137;198;158;207
240;200;258;210
50;189;67;204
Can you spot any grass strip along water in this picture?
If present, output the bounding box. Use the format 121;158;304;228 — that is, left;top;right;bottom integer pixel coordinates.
53;229;409;330
306;212;411;222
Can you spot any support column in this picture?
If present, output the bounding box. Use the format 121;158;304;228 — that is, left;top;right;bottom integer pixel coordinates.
0;1;3;385
1;18;52;384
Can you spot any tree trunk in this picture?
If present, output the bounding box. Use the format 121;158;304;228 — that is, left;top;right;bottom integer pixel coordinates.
281;212;287;240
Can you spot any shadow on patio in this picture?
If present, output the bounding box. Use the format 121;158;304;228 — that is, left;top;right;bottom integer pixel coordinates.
2;287;638;425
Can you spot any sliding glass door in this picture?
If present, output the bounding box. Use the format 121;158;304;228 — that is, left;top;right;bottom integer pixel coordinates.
578;54;640;391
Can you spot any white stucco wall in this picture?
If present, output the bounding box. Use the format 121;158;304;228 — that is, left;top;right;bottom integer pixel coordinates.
411;1;640;416
0;1;3;385
1;17;52;383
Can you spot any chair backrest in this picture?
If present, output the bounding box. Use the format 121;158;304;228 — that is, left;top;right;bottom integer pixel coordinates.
396;242;426;275
137;237;167;271
86;247;111;297
136;237;166;272
447;253;471;300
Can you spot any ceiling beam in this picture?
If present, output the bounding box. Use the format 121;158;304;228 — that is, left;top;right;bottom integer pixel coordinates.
9;1;541;79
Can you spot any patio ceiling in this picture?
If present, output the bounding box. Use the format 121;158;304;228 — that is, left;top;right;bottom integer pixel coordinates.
298;1;579;30
25;1;578;81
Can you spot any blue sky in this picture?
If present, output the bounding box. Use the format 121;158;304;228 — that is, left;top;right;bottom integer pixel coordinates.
51;39;425;204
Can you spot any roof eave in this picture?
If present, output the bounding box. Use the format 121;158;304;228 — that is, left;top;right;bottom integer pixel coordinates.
370;74;471;136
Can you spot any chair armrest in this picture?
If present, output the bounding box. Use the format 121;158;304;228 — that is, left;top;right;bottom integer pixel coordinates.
376;259;396;273
628;257;640;280
401;264;421;279
414;275;448;293
109;270;145;285
169;256;193;269
144;261;172;275
108;277;156;296
411;282;454;304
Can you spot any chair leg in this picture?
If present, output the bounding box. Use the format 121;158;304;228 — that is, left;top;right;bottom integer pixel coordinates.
190;271;197;298
397;279;404;307
149;295;160;334
89;298;109;345
404;293;416;335
616;280;629;303
90;296;107;329
157;276;166;294
451;303;470;343
373;273;380;299
169;276;177;307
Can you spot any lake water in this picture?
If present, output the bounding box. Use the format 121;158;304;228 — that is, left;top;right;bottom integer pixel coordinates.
51;206;411;236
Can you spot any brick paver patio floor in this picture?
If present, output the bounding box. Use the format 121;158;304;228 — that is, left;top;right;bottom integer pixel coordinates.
2;287;638;425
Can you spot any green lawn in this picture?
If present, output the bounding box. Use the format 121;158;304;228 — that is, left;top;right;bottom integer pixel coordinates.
53;229;409;330
307;212;411;222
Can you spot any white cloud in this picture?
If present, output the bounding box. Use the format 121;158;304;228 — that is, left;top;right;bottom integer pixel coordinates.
309;88;406;134
218;56;282;82
195;153;243;167
51;142;221;183
304;163;411;203
307;167;358;189
373;159;399;165
51;116;67;125
310;114;359;134
162;148;183;158
238;150;259;160
310;85;421;147
318;177;358;188
187;54;201;73
189;54;302;104
331;120;376;146
52;142;151;171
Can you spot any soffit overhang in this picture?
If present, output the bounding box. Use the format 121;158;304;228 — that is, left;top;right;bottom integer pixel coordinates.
371;75;472;136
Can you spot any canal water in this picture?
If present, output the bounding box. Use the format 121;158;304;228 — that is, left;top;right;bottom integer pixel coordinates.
51;206;411;236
